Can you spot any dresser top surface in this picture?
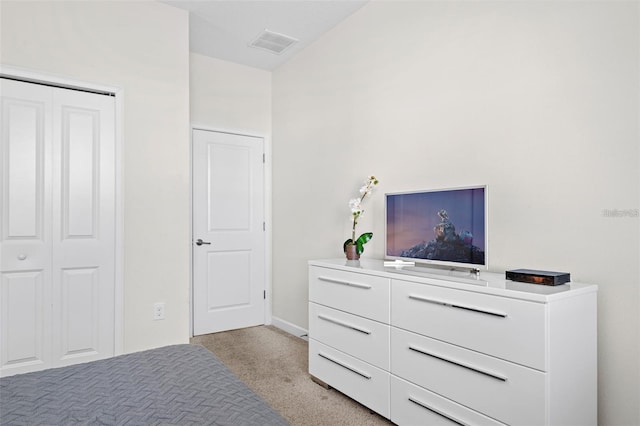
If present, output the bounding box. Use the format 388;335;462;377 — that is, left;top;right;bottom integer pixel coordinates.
309;258;597;302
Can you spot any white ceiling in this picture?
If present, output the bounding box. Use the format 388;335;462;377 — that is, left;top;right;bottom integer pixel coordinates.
162;0;368;71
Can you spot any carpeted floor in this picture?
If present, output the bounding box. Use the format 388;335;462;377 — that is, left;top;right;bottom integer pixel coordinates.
191;325;393;426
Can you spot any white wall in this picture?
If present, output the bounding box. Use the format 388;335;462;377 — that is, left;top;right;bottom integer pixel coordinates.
190;53;272;136
0;0;191;352
272;2;639;425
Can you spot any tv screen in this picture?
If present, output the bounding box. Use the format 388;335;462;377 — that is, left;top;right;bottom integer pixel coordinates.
385;186;487;270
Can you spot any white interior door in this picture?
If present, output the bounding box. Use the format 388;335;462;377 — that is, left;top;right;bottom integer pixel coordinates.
0;78;116;376
192;129;265;335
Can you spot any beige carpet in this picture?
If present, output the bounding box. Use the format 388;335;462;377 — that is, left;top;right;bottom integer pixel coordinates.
191;325;393;426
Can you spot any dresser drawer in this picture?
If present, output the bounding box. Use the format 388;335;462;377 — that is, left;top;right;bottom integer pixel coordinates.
392;279;547;370
391;376;507;426
309;266;390;323
309;303;390;370
309;339;390;418
391;328;546;425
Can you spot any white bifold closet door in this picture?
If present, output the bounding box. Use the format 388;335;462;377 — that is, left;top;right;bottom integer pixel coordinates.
0;78;116;377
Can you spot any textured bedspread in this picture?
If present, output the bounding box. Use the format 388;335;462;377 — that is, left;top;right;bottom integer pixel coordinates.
0;344;288;425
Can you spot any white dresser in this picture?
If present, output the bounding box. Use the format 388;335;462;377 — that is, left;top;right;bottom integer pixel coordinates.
308;259;597;426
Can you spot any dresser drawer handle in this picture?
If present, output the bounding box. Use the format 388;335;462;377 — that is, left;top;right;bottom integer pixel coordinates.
408;294;508;318
317;314;372;335
408;345;508;382
318;352;372;379
318;276;372;289
408;396;470;426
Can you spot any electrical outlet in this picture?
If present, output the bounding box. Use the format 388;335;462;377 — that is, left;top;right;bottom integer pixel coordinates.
153;303;165;320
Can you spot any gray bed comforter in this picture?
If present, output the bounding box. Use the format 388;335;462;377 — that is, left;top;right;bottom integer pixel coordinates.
0;344;288;425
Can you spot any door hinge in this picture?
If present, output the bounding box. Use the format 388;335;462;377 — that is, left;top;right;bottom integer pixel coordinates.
263;221;266;231
264;290;266;299
263;153;265;163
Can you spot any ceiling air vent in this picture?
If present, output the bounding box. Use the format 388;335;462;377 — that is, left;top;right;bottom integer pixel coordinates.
249;30;298;55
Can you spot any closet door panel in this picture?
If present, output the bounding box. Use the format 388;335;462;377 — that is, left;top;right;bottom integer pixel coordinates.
60;267;100;359
52;88;115;367
62;107;99;238
0;80;53;375
5;102;43;237
0;271;51;374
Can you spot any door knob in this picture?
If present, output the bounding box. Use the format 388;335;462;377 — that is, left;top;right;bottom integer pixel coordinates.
195;239;211;246
17;254;27;260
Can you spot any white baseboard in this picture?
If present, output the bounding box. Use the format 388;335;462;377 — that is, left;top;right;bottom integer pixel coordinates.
270;316;308;341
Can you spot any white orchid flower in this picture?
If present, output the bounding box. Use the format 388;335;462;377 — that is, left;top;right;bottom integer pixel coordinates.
345;176;379;257
349;198;362;213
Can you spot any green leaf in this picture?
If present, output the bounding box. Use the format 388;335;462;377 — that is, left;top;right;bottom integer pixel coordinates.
355;232;373;254
356;232;373;245
343;239;354;253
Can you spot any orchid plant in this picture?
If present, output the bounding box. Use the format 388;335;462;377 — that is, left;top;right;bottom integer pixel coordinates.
344;175;379;255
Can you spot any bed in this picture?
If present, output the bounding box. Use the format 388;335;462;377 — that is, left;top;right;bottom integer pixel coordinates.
0;344;288;425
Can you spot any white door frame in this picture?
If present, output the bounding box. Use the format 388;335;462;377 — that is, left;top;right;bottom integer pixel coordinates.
190;125;272;337
1;64;125;355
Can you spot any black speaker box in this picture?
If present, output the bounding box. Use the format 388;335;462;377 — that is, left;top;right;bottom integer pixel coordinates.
506;269;570;286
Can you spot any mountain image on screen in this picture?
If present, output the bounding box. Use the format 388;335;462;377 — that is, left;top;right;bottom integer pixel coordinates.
400;209;485;265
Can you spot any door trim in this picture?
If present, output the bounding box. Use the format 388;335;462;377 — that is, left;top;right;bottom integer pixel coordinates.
190;125;272;337
1;64;125;355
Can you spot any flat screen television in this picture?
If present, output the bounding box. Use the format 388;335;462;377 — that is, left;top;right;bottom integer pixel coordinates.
385;185;487;271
